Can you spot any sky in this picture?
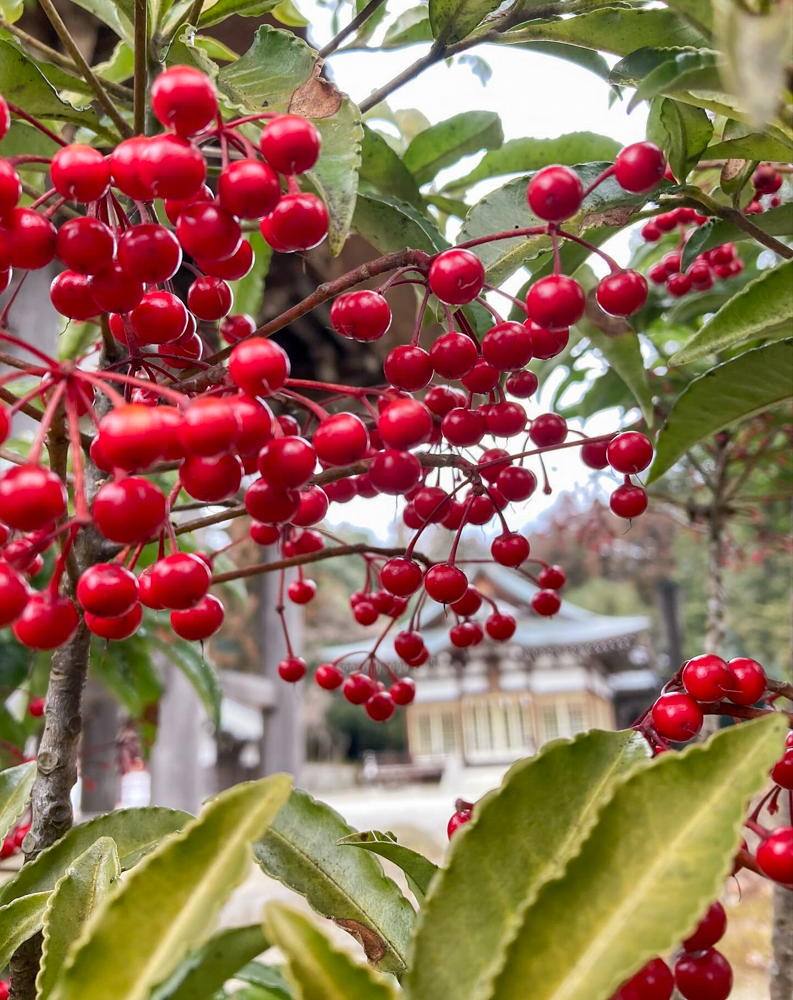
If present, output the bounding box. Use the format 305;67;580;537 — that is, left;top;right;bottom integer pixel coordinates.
299;1;650;541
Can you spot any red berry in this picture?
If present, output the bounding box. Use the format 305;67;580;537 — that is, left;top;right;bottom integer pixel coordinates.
343;672;377;704
430;331;478;379
331;290;391;342
0;158;20;219
218;158;281;219
366;691;395;722
368;449;421;495
0;208;57;270
486;612;516;641
316;664;344;690
528;321;568;359
198;240;254;280
93;478;166;543
152;65;217;135
610;483;648;519
607;432;653;474
278;657;307;683
771;750;793;790
260;115;321;175
50;271;99;320
56;217;115;275
13;593;79;649
395;631;425;662
258;435;315;488
28;697;45;718
378;398;433;450
263;193;328;252
424;564;468;604
229;337;290;396
612;957;673;1000
682;654;731;703
441;407;485;447
130;291;188;345
683;901;727;952
756;826;793;884
89;261;144;314
651;692;703;741
245;480;301;524
496;465;536;501
181;453;243;502
0;563;29;627
485;401;526;438
581;439;609;469
428;248;484;305
752;164;782;195
313;413;368;466
250;521;281;546
0;465;66;531
110;136;154;200
97;404;164;471
538;565;565;590
477;448;510;483
532;589;561;616
221;314;257;345
614;142;665;193
292;485;329;526
384;345;432;391
482;321;533;370
139;134;206;199
414;486;452;523
85;603;143;641
288;578;317;605
450;587;482;618
177;202;241;262
724;657;766;705
527;165;583;222
461;358;500;394
529;412;567;447
381;557;423;597
491;532;530;567
596;270;648;317
390;678;416;705
159;332;204;370
151;553;211;610
641;223;662;242
170;594;225;641
77;563;138;618
164;184;214;224
447;809;472;839
526;275;585;331
50;144;110;203
666;273;691;297
186;276;232;321
674;948;733;1000
118;223;182;284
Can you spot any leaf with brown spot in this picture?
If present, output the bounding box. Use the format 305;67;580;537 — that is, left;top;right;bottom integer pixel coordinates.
333;919;387;963
720;158;746;186
289;62;342;119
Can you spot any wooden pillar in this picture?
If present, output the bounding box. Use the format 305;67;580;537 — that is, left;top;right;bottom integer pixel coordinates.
149;659;208;815
80;681;119;815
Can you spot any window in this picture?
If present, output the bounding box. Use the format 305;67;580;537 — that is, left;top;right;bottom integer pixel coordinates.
541;706;559;742
412;708;459;757
567;705;586;735
537;702;589;745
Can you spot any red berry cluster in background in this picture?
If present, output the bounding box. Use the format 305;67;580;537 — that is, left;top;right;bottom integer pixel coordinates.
0;71;665;727
642;209;744;298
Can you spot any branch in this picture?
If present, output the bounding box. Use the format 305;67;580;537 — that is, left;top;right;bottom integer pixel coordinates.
681;188;793;260
134;0;147;136
211;542;432;583
37;0;133;139
319;0;388;58
768;677;793;702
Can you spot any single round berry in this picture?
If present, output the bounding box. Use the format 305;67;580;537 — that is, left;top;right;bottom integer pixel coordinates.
50;271;99;320
724;657;767;705
313;413;369;467
218;158;281;219
330;290;391;342
674;948;733;1000
390;678;416;706
250;521;281;545
581;440;610;471
667;273;692;297
263;193;328;252
614;142;665;193
756;826;793;884
151;553;211;610
130;290;188;345
532;589;561;616
288;578;317;605
258;436;315;488
651;692;703;742
178;202;241;262
279;657;307;683
461;358;500;394
139;134;206;199
188;276;233;321
482;321;533;371
682;654;731;703
97;404;164;471
260;115;321;175
441;407;486;447
0;563;29;628
89;261;144;314
118;223;182;284
0;208;57;270
181;453;243;502
607;432;653;474
229;337;290;396
170;594;225;641
384;345;432;391
85;604;143;641
395;631;425;662
368;449;421;495
0;158;19;217
56;217;115;275
491;532;530;567
529;412;567;448
381;557;423;597
292;486;329;527
496;465;536;502
771;750;793;790
527;165;583;222
683;901;727;952
430;331;478;379
538;565;566;590
447;809;472;839
485;613;516;641
527;320;568;360
50;144;110;203
316;664;344;690
152;65;217;135
378;398;433;450
343;672;377;705
610;483;648;519
0;465;66;531
596;270;648;317
424;564;468;604
28;697;46;719
13;593;79;649
221;313;257;345
612;957;673;1000
366;691;395;722
428;248;485;305
93;478;166;543
110;136;154;199
526;275;585;331
245;480;301;524
76;563;139;618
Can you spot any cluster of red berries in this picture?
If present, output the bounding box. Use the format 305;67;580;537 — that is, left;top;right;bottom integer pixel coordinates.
642;209;744;298
1;815;30;860
612;900;732;1000
746;163;785;214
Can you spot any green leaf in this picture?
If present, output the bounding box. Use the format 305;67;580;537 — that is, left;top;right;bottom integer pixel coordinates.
218;27;362;256
198;0;282;29
237;961;292;998
272;0;308;27
429;0;500;45
407;729;651;1000
264;903;398;1000
360;125;423;208
150;634;222;728
622;48;720;111
446;132;621;193
149;925;269;1000
59;319;100;361
0;806;191;907
671;260;793;364
253;789;415;979
337;832;439;904
92;39;134;84
659;97;713;182
648;339;793;481
704;133;793;160
36;838;121;1000
486;715;787;1000
353;190;448;256
0;760;36;842
458;162;650;285
69;0;134;45
504;8;706;57
681;205;793;271
663;0;714;34
50;776;292;1000
228;231;272;320
0;120;60;169
382;8;432;48
403;111;503;186
90;631;164;721
0;891;51;968
0;0;23;25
